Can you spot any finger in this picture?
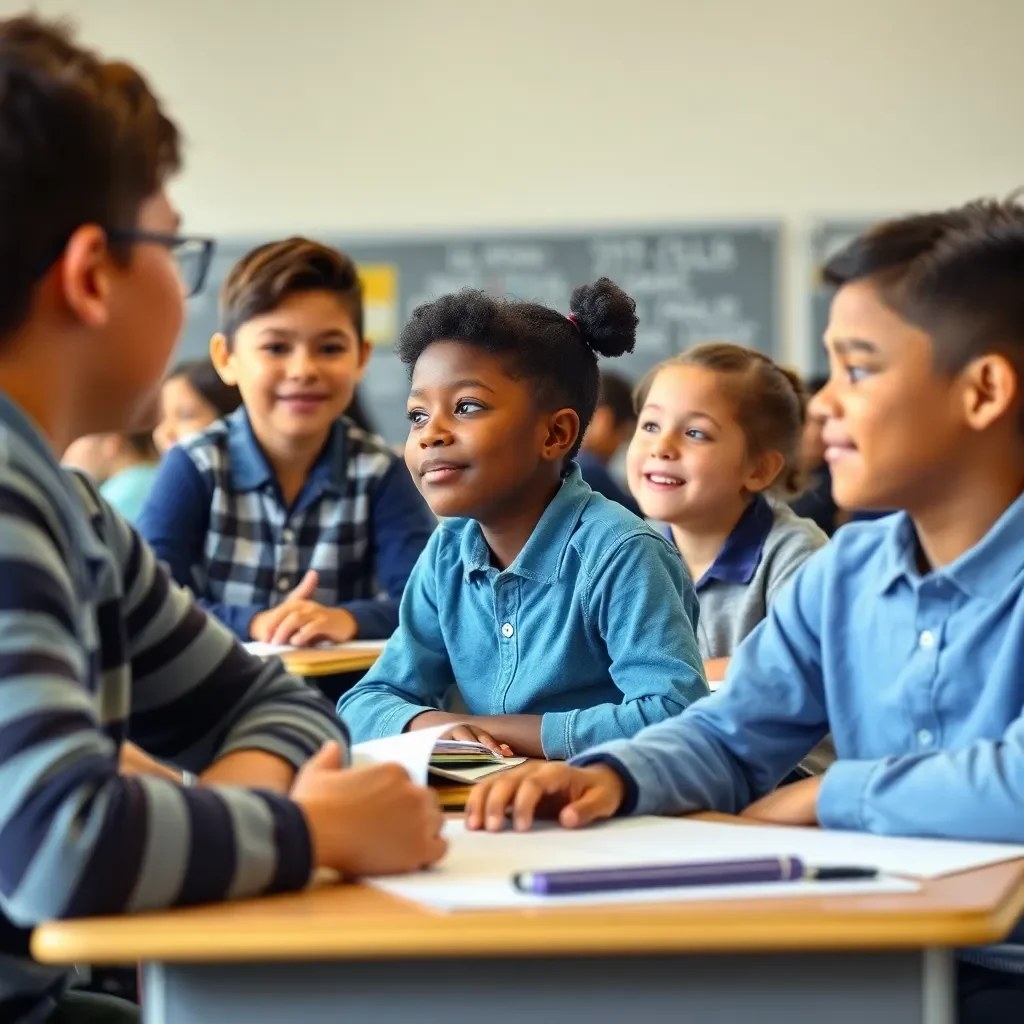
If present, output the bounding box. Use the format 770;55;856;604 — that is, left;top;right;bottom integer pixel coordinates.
270;610;311;646
446;726;480;744
499;744;514;757
258;604;294;642
472;730;504;756
560;782;615;829
482;772;527;831
511;775;550;832
421;833;448;868
290;616;328;648
304;740;343;772
464;779;494;830
288;570;319;603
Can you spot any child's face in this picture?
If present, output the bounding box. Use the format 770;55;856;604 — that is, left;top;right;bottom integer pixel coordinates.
153;376;218;454
62;434;119;482
405;341;570;521
217;291;368;449
626;364;765;527
582;406;634;462
811;279;969;512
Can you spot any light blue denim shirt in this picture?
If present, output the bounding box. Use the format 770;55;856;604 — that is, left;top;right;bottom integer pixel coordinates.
337;464;708;758
577;494;1024;968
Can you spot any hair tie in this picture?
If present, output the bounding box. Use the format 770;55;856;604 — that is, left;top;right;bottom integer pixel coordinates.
566;313;581;333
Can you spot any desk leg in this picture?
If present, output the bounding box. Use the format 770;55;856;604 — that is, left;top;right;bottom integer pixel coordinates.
143;949;954;1024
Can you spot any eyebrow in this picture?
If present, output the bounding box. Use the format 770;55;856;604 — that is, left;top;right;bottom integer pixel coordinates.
408;378;497;399
829;336;880;356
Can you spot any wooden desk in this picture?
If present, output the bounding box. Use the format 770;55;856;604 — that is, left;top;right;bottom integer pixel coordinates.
276;645;382;678
33;823;1024;1024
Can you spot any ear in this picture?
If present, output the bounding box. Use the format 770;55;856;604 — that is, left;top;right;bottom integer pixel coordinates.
209;333;236;385
354;338;373;378
961;353;1018;432
58;226;114;328
743;448;786;495
540;407;580;463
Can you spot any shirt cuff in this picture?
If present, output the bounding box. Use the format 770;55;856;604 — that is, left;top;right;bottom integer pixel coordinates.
540;709;579;760
816;758;876;830
570;738;668;816
370;703;439;741
569;752;640;816
259;792;316;894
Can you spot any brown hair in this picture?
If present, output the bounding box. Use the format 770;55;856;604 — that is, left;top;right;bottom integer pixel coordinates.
219;237;364;342
635;343;808;498
166;359;242;418
125;431;159;461
0;15;181;336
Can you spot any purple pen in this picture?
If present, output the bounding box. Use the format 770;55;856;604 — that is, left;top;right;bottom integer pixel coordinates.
512;857;877;896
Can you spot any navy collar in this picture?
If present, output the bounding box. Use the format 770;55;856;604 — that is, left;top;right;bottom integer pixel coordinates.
459;463;591;584
225;407;349;501
876;490;1024;599
667;494;774;590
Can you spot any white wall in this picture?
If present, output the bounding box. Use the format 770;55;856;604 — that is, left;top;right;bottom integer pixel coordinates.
6;0;1024;363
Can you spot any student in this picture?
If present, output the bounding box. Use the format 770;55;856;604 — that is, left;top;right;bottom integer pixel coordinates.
337;280;708;758
62;431;161;524
153;357;242;454
627;344;826;681
465;198;1024;1023
138;238;436;645
577;370;643;516
789;375;839;535
0;17;444;1023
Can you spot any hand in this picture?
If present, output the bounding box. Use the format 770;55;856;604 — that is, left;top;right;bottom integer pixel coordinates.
292;742;447;876
465;761;626;833
408;711;513;757
250;570;322;642
261;603;358;647
740;775;821;826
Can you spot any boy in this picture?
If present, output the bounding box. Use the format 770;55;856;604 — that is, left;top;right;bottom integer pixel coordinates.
466;198;1024;1023
577;370;642;516
0;16;444;1023
139;239;435;648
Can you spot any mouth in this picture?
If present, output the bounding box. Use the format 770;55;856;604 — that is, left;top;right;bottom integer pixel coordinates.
643;471;685;490
277;393;330;413
419;460;469;484
823;438;858;463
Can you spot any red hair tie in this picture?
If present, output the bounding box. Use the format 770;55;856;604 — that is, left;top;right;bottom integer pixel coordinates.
566;313;581;333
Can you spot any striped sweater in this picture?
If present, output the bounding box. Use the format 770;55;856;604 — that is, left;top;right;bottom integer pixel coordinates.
0;393;347;1021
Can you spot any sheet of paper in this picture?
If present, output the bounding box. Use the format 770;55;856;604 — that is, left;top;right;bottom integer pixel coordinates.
429;758;527;784
243;639;387;658
352;725;474;787
367;818;922;911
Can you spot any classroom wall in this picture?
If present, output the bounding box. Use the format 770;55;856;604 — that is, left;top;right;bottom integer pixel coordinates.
7;0;1024;364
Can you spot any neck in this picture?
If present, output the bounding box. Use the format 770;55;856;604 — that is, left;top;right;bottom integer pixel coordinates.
251;421;331;507
910;461;1024;571
669;498;749;582
0;342;81;454
479;474;562;570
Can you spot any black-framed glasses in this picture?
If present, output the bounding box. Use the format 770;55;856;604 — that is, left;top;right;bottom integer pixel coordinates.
106;229;216;298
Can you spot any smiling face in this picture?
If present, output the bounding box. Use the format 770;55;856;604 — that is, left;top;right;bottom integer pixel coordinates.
810;279;970;512
213;289;369;450
626;364;771;528
404;340;575;522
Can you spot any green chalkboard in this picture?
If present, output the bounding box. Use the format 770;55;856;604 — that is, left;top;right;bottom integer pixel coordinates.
178;224;781;444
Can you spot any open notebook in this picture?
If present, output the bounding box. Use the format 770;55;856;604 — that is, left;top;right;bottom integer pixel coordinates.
353;726;526;786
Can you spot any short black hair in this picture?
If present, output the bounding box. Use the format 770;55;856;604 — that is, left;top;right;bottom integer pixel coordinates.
823;197;1024;378
167;359;241;418
396;278;637;460
597;371;636;427
0;15;181;337
220;237;363;341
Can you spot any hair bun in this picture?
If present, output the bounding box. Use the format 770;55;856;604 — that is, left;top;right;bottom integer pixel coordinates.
568;277;637;358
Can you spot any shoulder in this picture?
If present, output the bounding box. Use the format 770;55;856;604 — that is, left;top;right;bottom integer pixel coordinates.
762;502;829;563
178;417;232;477
571;489;681;574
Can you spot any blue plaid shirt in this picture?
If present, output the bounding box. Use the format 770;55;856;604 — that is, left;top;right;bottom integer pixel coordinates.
138;408;435;640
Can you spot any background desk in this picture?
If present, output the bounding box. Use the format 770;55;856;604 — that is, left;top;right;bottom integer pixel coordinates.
275;645;382;678
33;821;1024;1024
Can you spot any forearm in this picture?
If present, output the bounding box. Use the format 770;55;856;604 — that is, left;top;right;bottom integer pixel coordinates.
200;750;297;794
475;715;545;758
120;743;181;781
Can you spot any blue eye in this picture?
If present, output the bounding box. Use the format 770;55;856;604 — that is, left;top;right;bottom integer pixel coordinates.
640;421;659;433
845;365;870;383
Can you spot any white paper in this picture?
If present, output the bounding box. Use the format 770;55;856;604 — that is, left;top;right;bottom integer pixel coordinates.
368;818;923;911
243;639;387;658
352;725;457;787
429;758;528;784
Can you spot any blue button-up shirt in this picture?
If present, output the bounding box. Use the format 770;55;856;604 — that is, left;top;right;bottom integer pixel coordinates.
579;493;1024;841
338;465;708;759
138;409;435;640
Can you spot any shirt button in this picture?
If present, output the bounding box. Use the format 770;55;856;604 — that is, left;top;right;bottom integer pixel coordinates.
500;622;514;639
277;577;291;592
282;529;294;544
917;729;934;747
919;630;936;649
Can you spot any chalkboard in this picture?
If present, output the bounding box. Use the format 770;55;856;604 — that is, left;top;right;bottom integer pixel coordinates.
808;219;877;379
179;224;781;444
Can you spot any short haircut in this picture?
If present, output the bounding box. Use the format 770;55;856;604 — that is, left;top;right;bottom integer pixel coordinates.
0;15;180;336
597;371;637;428
219;237;364;341
635;343;808;498
823;197;1024;378
125;431;159;460
396;278;638;461
167;359;242;418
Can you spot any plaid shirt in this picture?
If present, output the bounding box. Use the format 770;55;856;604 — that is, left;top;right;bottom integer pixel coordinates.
138;408;435;640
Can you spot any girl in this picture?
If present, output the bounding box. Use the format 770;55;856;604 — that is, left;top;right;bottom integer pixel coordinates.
153;358;242;454
62;431;161;525
627;343;827;682
338;279;708;759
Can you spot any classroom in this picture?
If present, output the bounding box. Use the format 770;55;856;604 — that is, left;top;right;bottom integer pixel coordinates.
0;0;1022;1021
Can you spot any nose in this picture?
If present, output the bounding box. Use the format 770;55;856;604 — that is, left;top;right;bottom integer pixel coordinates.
807;379;836;422
286;346;318;380
417;414;454;449
649;433;679;460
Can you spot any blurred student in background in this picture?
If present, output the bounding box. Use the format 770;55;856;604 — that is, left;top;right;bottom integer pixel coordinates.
154;358;241;454
578;370;643;516
63;431;161;525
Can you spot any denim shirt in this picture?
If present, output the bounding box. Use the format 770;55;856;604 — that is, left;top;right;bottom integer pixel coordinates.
338;465;708;759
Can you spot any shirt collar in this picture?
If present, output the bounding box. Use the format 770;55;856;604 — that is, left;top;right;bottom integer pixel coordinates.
877;491;1024;598
670;494;773;589
460;463;591;584
226;408;348;497
0;390;109;566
